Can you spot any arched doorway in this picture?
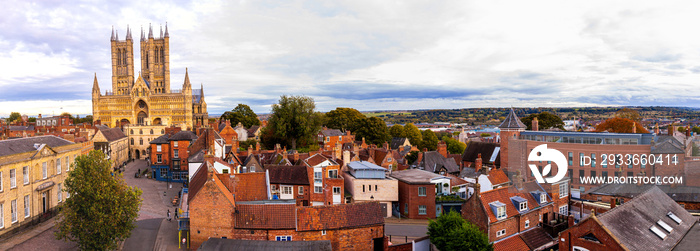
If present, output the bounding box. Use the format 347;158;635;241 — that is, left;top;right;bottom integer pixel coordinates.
137;112;147;125
135;100;149;125
135;150;140;159
153;118;162;125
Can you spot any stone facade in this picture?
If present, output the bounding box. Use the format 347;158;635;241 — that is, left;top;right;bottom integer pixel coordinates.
92;24;207;130
0;136;86;237
342;171;398;217
124;124;167;160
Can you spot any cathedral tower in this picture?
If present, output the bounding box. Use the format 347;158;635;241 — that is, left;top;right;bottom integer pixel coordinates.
110;26;135;95
140;23;170;94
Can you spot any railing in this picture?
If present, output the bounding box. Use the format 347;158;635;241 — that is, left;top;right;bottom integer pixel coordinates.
542;213;569;237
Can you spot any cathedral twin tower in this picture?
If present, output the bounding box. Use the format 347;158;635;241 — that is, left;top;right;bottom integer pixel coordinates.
92;24;208;129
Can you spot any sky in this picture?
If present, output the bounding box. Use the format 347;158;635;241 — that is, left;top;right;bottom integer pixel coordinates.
3;0;700;117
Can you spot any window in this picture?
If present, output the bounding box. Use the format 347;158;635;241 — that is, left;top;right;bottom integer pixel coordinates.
0;172;3;192
315;186;322;193
579;153;584;166
650;226;667;239
173;161;180;171
363;185;365;192
271;185;277;191
130;129;134;134
657;220;673;233
0;203;3;228
519;202;528;211
418;187;427;196
24;195;29;218
540;194;547;203
559;205;569;215
579;170;584;179
591;153;596;168
338;136;342;141
57;158;61;174
131;138;134;145
160;168;167;178
174;149;179;159
375;185;378;192
276;236;292;241
282;186;292;195
328;169;338;178
58;183;62;202
325;137;330;142
601;154;607;168
419;205;427;215
140;129;143;134
250;166;255;172
157;155;162;163
496;229;506;237
23;167;28;184
497;206;506;219
333;187;341;195
150;129;154;134
525;220;530;228
569;169;573;181
174;141;178;148
559;183;568;198
10;169;16;188
405;203;408;214
668;212;683;224
322;230;326;235
602;171;608;178
11;199;17;223
66;156;69;171
140;138;143;145
369;185;372;191
641;154;646;169
568;152;573;166
299;186;304;195
591;171;596;177
157;145;162;152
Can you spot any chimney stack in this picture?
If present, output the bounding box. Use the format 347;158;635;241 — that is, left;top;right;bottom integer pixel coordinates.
669;124;675;136
610;197;616;209
256;142;261;151
437;141;447;158
655;123;660;135
632;122;637;134
247;144;253;156
475;153;483;173
383;141;389;150
343;150;351;169
686;125;691;137
283;146;288;159
532;117;539;131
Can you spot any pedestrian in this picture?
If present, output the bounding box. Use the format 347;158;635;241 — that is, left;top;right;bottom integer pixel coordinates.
138;168;140;174
167;209;171;222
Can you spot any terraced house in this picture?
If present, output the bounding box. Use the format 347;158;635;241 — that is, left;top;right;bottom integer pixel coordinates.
0;136;86;237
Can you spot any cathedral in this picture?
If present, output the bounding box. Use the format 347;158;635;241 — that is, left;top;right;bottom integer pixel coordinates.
92;24;208;129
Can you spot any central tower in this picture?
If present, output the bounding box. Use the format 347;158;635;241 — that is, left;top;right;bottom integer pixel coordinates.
140;23;170;94
111;26;134;95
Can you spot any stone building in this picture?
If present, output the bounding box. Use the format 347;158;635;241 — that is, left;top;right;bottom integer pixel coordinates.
123;124;167;160
0;136;86;237
342;161;398;217
92;24;208;129
92;126;128;171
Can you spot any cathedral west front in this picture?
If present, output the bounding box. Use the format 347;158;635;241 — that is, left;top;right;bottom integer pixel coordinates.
92;24;208;129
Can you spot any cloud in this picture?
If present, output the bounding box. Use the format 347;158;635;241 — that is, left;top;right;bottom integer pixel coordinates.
4;0;700;117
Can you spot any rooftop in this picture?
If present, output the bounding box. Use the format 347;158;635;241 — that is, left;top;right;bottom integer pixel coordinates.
0;135;74;157
389;169;446;184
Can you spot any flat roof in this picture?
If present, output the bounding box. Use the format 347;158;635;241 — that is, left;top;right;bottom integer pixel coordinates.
389;169;446;184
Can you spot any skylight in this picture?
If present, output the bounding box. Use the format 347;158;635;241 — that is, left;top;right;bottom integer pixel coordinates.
667;212;682;225
650;226;667;240
657;220;673;233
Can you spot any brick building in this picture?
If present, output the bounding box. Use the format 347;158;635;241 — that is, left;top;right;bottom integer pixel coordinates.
559;186;698;251
318;129;354;151
187;164;386;250
149;130;198;182
267;165;310;206
301;153;344;205
389;169;450;219
582;183;700;211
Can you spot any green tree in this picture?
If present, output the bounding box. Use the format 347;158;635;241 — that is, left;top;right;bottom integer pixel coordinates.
420;129;439;151
678;126;687;133
405;151;420;164
324;107;365;133
55;150;142;251
692;126;700;134
404;123;422;146
354;117;390;145
520;112;565;130
264;95;323;149
220;104;261;128
239;139;257;151
480;133;491;137
28;117;36;123
389;124;405;138
428;211;493;251
442;136;466;155
7;112;20;123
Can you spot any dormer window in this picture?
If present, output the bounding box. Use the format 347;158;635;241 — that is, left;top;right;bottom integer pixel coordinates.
511;196;528;212
489;201;507;220
519;201;528;211
541;193;547;203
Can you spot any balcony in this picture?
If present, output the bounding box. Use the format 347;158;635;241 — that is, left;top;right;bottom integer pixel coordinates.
542;212;570;237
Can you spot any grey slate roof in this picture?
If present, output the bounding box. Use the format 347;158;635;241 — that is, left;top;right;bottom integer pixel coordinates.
419;151;460;173
9;125;34;131
390;137;410;149
188;149;205;163
150;134;170;144
169;131;197;141
462;141;500;166
586;183;700;203
652;136;685;154
98;127;126;142
198;238;332;251
0;135;73;157
596;186;695;251
320;129;344;137
499;108;526;129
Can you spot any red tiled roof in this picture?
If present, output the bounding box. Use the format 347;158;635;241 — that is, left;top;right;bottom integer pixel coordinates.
488;169;511;185
234;204;296;229
229;172;268;202
493;234;530;251
479;187;539;223
304;153;329;167
267;165;309;185
520;227;554;250
296;202;384;231
188;163;209;203
373;149;389;165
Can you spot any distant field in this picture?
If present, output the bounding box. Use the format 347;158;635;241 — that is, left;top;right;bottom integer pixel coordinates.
364;112;414;117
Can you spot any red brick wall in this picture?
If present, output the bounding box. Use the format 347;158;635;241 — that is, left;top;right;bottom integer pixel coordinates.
388;243;412;251
559;216;624;251
151;142;171;165
228;225;384;251
189;181;235;249
172;139;190;170
488;217;519;242
461;192;489;234
397;181;435;219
